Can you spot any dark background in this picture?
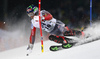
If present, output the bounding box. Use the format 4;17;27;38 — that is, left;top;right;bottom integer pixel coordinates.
0;0;100;28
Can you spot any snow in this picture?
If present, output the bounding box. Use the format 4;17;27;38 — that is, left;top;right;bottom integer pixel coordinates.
0;40;100;59
1;21;100;59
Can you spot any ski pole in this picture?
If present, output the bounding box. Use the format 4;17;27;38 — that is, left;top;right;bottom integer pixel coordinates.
39;0;44;52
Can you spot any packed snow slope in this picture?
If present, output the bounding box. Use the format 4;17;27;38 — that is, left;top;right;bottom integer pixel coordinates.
0;40;100;59
1;21;100;59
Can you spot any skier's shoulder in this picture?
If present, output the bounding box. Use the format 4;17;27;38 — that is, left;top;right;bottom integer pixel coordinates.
41;10;47;12
41;10;50;14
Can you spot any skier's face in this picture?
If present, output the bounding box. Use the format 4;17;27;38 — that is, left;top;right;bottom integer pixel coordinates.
28;12;34;17
28;12;39;19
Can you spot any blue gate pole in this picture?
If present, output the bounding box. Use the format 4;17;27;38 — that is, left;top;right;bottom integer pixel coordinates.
90;0;92;26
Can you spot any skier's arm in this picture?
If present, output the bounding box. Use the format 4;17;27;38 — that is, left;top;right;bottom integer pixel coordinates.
26;27;36;55
30;27;36;44
27;26;36;51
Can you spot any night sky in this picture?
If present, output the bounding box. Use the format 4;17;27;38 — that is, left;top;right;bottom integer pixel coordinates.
0;0;100;21
0;0;62;21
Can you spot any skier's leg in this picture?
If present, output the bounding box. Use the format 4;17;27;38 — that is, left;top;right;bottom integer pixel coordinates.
64;29;84;37
49;35;75;50
49;35;75;44
64;26;84;37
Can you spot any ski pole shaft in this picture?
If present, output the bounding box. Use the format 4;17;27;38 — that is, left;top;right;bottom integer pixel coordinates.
39;0;44;52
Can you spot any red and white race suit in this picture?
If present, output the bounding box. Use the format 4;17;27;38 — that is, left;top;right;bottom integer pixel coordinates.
30;10;57;44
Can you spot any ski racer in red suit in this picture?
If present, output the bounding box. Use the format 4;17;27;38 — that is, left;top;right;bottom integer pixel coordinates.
26;4;84;52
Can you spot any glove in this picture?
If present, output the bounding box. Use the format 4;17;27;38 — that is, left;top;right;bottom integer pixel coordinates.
26;44;33;56
27;44;33;50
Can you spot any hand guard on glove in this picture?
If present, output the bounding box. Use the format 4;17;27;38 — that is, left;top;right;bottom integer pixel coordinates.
26;44;33;56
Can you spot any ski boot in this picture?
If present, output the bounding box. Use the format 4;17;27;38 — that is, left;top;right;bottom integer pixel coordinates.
62;43;75;49
50;45;62;51
50;42;76;51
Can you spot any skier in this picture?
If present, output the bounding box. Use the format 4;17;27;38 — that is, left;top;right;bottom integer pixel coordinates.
26;4;84;52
